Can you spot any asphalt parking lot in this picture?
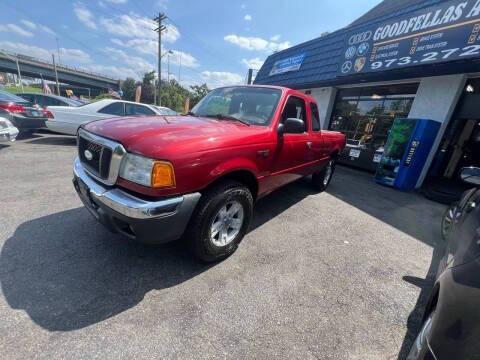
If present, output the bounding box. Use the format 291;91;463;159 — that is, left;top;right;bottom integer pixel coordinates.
0;132;446;359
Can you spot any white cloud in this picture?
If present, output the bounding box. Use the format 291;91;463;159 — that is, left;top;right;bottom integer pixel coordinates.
0;24;34;37
156;0;169;9
104;47;155;76
244;14;252;21
201;71;243;88
101;13;179;43
224;34;290;52
85;64;140;80
74;3;97;29
242;58;264;69
270;34;281;42
111;38;199;68
20;20;36;30
40;25;56;36
104;0;128;3
59;48;91;63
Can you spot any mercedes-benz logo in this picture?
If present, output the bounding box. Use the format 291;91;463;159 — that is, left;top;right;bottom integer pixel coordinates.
341;61;352;74
84;149;93;161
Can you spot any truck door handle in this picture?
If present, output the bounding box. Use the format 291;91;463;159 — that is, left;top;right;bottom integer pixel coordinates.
306;142;312;149
257;150;270;158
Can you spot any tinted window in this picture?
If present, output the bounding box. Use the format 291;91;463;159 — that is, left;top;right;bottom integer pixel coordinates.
310;103;321;131
0;90;29;103
17;94;34;103
125;103;155;116
282;96;306;123
99;102;124;116
39;96;63;107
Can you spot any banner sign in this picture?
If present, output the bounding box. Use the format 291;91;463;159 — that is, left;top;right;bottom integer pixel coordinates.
269;53;306;76
338;0;480;76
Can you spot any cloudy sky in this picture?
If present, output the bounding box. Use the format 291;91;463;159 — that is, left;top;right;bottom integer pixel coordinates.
0;0;381;88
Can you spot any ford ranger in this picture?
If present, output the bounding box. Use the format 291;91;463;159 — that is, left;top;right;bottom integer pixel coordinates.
73;86;346;262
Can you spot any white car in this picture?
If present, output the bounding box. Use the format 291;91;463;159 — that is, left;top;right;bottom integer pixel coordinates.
0;117;19;142
46;99;165;136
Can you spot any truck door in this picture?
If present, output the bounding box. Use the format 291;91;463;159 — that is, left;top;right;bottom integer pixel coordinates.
308;102;330;171
271;95;311;183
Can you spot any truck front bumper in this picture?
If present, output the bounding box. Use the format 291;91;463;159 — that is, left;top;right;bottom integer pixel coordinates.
73;157;201;244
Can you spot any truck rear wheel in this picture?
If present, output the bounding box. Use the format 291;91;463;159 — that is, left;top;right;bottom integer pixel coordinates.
186;180;253;263
312;158;336;192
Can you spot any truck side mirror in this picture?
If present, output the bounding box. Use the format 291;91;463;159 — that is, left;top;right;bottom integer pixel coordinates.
279;118;305;134
460;167;480;186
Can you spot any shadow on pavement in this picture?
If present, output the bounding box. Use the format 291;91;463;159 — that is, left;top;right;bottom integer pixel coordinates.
327;166;447;359
0;208;212;331
0;178;315;332
25;135;76;146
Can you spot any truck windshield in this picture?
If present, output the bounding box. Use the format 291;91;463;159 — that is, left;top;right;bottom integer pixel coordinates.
190;87;282;126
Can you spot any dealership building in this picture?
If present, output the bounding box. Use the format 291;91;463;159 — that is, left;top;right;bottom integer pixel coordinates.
255;0;480;202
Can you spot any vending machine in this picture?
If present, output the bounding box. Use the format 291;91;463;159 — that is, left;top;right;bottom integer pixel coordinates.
375;118;440;190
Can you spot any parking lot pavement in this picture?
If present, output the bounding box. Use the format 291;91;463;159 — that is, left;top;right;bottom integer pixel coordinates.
0;133;446;360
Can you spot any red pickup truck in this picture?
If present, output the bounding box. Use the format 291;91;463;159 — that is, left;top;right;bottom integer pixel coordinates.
73;85;345;262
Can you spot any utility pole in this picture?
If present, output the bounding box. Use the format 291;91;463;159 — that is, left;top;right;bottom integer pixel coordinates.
167;52;170;83
52;54;60;96
153;13;167;106
15;57;24;92
56;37;61;64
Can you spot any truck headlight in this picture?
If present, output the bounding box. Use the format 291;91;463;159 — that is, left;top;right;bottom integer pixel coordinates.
119;153;175;188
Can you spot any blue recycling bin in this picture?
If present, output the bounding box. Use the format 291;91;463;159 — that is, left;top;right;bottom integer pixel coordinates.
375;118;440;190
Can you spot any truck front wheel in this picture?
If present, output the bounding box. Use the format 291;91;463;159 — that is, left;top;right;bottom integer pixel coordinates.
312;158;336;192
186;180;253;263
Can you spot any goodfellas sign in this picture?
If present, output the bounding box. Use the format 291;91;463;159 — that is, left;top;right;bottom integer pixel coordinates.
338;0;480;76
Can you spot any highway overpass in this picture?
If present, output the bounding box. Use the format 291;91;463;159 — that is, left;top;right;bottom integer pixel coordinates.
0;50;120;92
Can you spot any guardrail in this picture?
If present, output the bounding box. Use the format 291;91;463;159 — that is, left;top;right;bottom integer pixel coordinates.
0;49;119;82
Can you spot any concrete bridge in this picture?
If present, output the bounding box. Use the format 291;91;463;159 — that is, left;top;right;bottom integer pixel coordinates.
0;50;120;93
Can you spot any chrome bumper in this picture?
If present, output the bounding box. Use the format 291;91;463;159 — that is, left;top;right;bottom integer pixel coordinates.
73;157;188;219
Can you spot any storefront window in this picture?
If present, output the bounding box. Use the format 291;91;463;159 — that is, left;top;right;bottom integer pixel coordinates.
330;83;418;171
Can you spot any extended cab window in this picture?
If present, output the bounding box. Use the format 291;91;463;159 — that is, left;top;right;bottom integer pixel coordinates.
282;96;307;124
125;103;155;116
310;103;321;131
190;87;282;126
99;102;125;116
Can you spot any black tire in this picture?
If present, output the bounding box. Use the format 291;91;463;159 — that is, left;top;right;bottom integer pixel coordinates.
185;180;253;263
312;158;336;192
441;202;459;241
407;310;435;360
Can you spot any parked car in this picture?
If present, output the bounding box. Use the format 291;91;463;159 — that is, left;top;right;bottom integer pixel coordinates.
46;99;168;135
0;89;47;133
408;167;480;359
153;106;178;116
72;85;346;262
16;93;83;108
0;116;19;142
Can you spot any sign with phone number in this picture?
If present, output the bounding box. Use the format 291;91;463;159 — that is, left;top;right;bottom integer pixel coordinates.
338;0;480;76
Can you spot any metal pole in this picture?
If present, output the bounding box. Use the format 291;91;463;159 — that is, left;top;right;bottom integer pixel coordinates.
15;58;24;92
167;53;170;83
52;54;60;96
154;13;167;106
56;37;61;64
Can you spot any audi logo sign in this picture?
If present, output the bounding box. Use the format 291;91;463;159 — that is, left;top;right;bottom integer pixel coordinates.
348;31;372;45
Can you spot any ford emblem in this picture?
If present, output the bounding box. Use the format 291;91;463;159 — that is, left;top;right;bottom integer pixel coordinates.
84;149;93;161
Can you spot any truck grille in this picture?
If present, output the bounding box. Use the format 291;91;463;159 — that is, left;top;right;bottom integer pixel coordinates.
78;135;112;180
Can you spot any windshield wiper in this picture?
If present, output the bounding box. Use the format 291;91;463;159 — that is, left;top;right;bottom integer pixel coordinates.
204;114;250;126
186;111;196;116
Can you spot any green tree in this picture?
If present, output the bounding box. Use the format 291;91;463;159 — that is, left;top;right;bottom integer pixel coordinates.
140;71;156;104
121;78;136;101
190;84;210;108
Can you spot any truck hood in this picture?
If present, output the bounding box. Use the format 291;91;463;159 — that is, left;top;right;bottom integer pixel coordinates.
83;115;272;158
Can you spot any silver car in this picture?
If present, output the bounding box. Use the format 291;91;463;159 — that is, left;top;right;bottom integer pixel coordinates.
0;116;19;142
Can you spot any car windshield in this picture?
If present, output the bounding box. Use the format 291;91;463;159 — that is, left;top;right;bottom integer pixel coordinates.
0;90;31;104
190;87;282;126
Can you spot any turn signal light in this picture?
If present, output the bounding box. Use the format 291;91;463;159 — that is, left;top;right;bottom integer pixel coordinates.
151;161;175;188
